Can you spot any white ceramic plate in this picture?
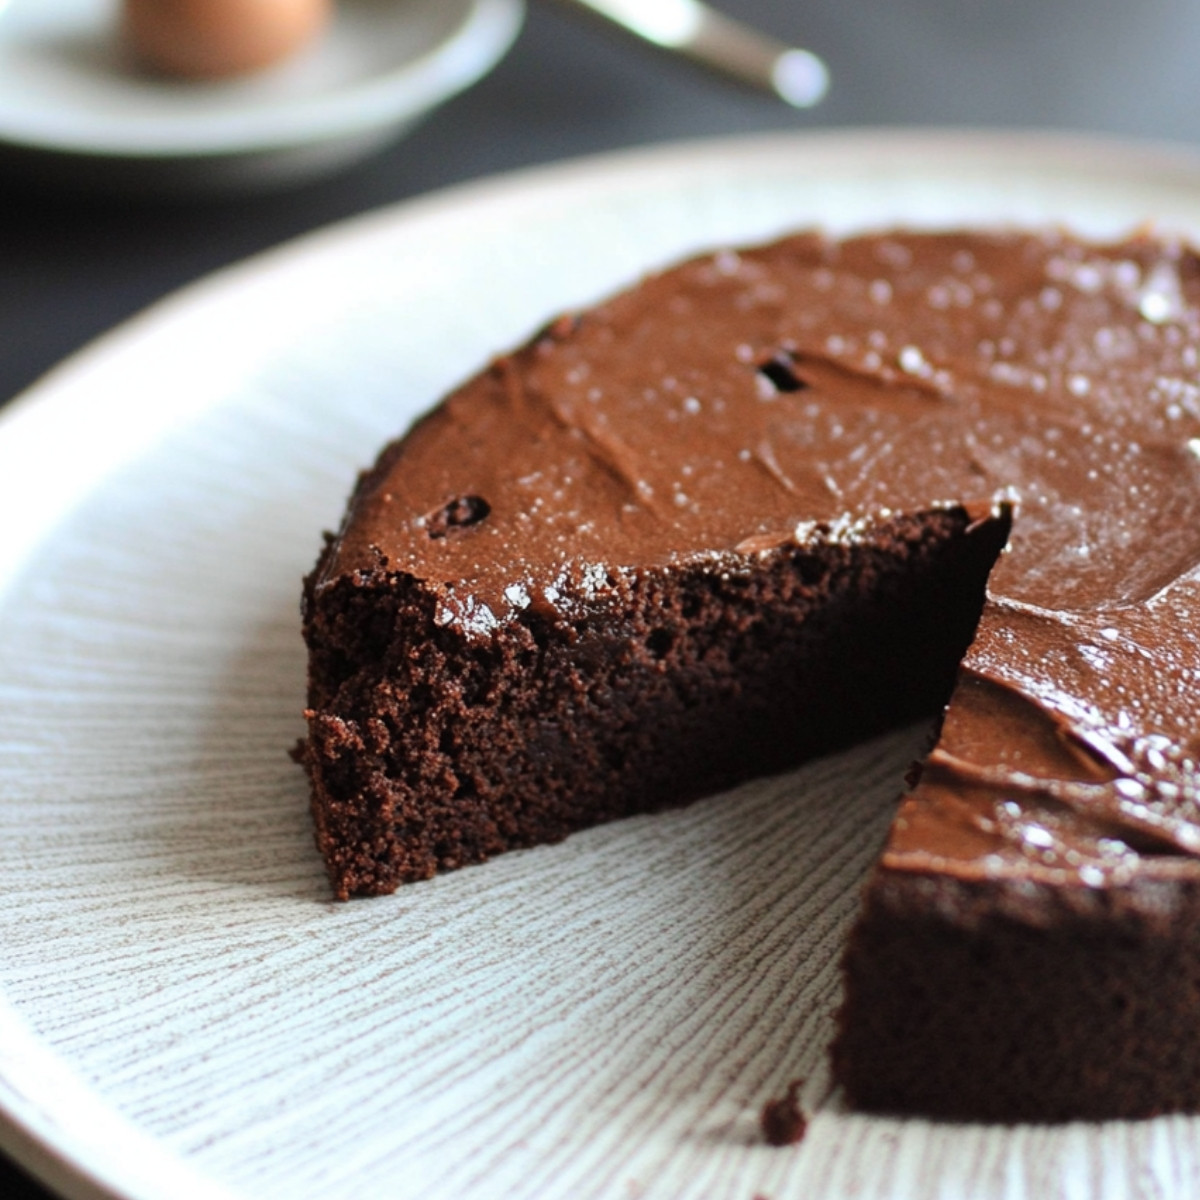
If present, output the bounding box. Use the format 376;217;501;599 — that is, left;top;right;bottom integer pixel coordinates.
4;130;1200;1200
0;0;524;191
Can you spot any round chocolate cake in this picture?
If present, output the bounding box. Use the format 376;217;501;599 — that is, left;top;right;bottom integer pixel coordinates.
299;228;1200;1121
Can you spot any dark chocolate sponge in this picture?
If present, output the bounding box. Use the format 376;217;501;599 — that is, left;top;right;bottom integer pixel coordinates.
299;230;1200;1121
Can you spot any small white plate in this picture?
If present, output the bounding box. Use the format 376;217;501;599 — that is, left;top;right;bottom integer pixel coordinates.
5;131;1200;1200
0;0;524;192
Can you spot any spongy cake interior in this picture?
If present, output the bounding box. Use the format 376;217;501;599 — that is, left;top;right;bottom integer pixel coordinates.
302;505;1008;898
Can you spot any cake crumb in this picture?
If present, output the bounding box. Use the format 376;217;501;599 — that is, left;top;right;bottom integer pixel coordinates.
761;1079;807;1146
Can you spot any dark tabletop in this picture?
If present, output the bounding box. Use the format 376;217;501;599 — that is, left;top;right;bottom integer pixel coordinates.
1;1;1197;1195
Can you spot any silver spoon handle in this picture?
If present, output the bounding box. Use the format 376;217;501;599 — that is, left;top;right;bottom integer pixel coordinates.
550;0;829;107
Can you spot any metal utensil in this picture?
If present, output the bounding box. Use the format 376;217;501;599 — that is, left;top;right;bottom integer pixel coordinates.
550;0;828;107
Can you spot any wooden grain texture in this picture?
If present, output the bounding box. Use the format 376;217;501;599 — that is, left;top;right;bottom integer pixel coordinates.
4;131;1200;1199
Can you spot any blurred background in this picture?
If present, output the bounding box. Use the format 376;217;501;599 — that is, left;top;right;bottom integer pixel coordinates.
1;0;1198;1194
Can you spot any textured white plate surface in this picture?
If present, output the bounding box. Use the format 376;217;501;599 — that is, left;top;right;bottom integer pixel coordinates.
0;0;523;188
5;129;1200;1200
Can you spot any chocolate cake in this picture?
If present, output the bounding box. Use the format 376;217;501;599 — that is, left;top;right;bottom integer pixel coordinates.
298;228;1200;1121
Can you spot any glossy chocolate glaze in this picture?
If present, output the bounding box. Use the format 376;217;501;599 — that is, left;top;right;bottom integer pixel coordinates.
318;230;1200;893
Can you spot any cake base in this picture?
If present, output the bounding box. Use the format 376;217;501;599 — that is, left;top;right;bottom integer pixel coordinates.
835;870;1200;1121
300;506;1008;900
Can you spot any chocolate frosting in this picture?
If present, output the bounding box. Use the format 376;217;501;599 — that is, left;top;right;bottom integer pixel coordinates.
318;230;1200;893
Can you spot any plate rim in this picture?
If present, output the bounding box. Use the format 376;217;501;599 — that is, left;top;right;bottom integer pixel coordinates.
0;0;525;158
5;125;1200;1200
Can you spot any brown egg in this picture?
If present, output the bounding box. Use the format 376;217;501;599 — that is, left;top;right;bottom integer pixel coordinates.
123;0;332;80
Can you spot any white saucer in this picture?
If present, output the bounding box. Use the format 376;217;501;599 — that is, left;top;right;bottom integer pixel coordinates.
0;0;525;192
